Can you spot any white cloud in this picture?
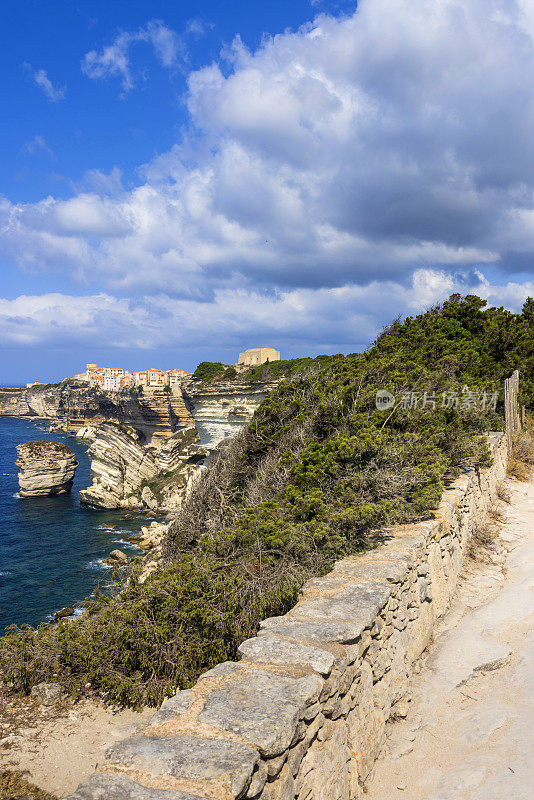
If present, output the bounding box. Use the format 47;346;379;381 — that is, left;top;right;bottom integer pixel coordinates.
82;32;134;91
33;69;65;101
13;194;132;239
82;19;186;92
6;0;534;352
1;270;532;351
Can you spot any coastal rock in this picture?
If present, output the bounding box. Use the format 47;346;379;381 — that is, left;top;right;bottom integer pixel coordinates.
4;379;278;513
1;383;195;442
75;425;96;440
138;521;168;549
109;549;129;564
16;440;78;497
141;485;158;510
54;606;75;621
79;423;160;509
79;423;207;512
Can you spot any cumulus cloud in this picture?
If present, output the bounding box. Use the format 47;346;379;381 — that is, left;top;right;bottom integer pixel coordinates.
1;270;532;352
82;19;188;91
33;68;65;101
6;0;534;353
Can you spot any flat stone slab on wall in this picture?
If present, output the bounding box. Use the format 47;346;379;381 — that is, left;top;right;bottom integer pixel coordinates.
66;432;507;800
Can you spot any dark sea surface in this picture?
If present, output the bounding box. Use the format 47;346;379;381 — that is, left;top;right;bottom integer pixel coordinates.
0;416;149;631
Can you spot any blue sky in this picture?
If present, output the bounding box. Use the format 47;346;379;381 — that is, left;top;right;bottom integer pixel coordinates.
3;1;342;206
2;0;534;384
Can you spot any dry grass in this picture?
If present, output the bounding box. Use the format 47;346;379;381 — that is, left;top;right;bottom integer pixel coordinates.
507;458;531;481
496;481;511;504
468;497;504;561
508;421;534;481
468;518;501;561
0;770;57;800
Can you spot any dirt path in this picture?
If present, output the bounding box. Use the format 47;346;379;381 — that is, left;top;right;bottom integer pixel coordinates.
0;695;153;798
365;477;534;800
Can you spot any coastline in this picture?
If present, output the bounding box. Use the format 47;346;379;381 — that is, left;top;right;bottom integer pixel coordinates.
0;378;273;628
0;416;157;631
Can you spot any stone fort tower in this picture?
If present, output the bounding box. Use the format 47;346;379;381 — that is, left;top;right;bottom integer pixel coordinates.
237;347;280;366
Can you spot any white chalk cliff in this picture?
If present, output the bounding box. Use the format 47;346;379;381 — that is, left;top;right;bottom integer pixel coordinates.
17;441;78;497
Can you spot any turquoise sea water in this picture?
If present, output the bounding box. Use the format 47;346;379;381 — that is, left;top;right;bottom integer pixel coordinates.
0;416;150;631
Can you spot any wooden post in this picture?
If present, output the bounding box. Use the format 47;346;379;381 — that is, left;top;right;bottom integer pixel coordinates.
504;369;521;449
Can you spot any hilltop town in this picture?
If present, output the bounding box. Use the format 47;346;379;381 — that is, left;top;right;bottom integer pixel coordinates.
23;347;282;394
73;363;192;392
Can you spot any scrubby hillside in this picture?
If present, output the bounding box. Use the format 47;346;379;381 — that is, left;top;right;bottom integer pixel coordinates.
1;295;533;707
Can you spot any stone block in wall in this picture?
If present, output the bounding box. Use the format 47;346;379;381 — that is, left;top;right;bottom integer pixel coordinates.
197;670;324;758
287;581;393;631
330;558;409;584
149;690;196;726
293;720;349;800
237;636;336;677
268;763;295;800
100;735;259;799
245;762;268;799
345;662;385;782
257;619;368;646
68;773;211;799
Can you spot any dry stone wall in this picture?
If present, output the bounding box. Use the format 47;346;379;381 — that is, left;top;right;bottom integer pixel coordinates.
66;432;508;800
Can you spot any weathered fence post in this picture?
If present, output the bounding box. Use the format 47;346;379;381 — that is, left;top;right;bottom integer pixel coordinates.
504;369;521;448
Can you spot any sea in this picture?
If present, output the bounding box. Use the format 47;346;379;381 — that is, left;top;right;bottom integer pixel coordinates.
0;416;151;632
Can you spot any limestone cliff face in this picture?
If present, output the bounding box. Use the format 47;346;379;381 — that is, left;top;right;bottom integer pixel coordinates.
16;441;78;497
79;424;207;511
0;390;27;416
3;379;277;512
1;384;193;443
183;379;278;449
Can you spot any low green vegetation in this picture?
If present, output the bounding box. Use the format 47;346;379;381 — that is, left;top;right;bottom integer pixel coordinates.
1;295;533;707
193;361;226;381
0;770;57;800
241;355;335;382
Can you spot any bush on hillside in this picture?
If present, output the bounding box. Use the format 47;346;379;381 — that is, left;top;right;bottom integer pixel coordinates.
1;295;532;707
193;361;226;381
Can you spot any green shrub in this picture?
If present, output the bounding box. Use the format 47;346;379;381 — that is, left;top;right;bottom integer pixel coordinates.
193;361;226;381
2;294;533;707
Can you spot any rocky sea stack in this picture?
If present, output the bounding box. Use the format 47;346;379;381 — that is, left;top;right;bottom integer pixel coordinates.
16;440;78;497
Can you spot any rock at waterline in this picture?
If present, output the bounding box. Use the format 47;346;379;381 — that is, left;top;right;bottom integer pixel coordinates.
54;606;75;621
141;485;159;510
109;549;128;564
16;440;78;497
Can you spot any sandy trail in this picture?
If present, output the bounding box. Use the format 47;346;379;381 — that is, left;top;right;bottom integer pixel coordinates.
0;694;153;797
365;477;534;800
